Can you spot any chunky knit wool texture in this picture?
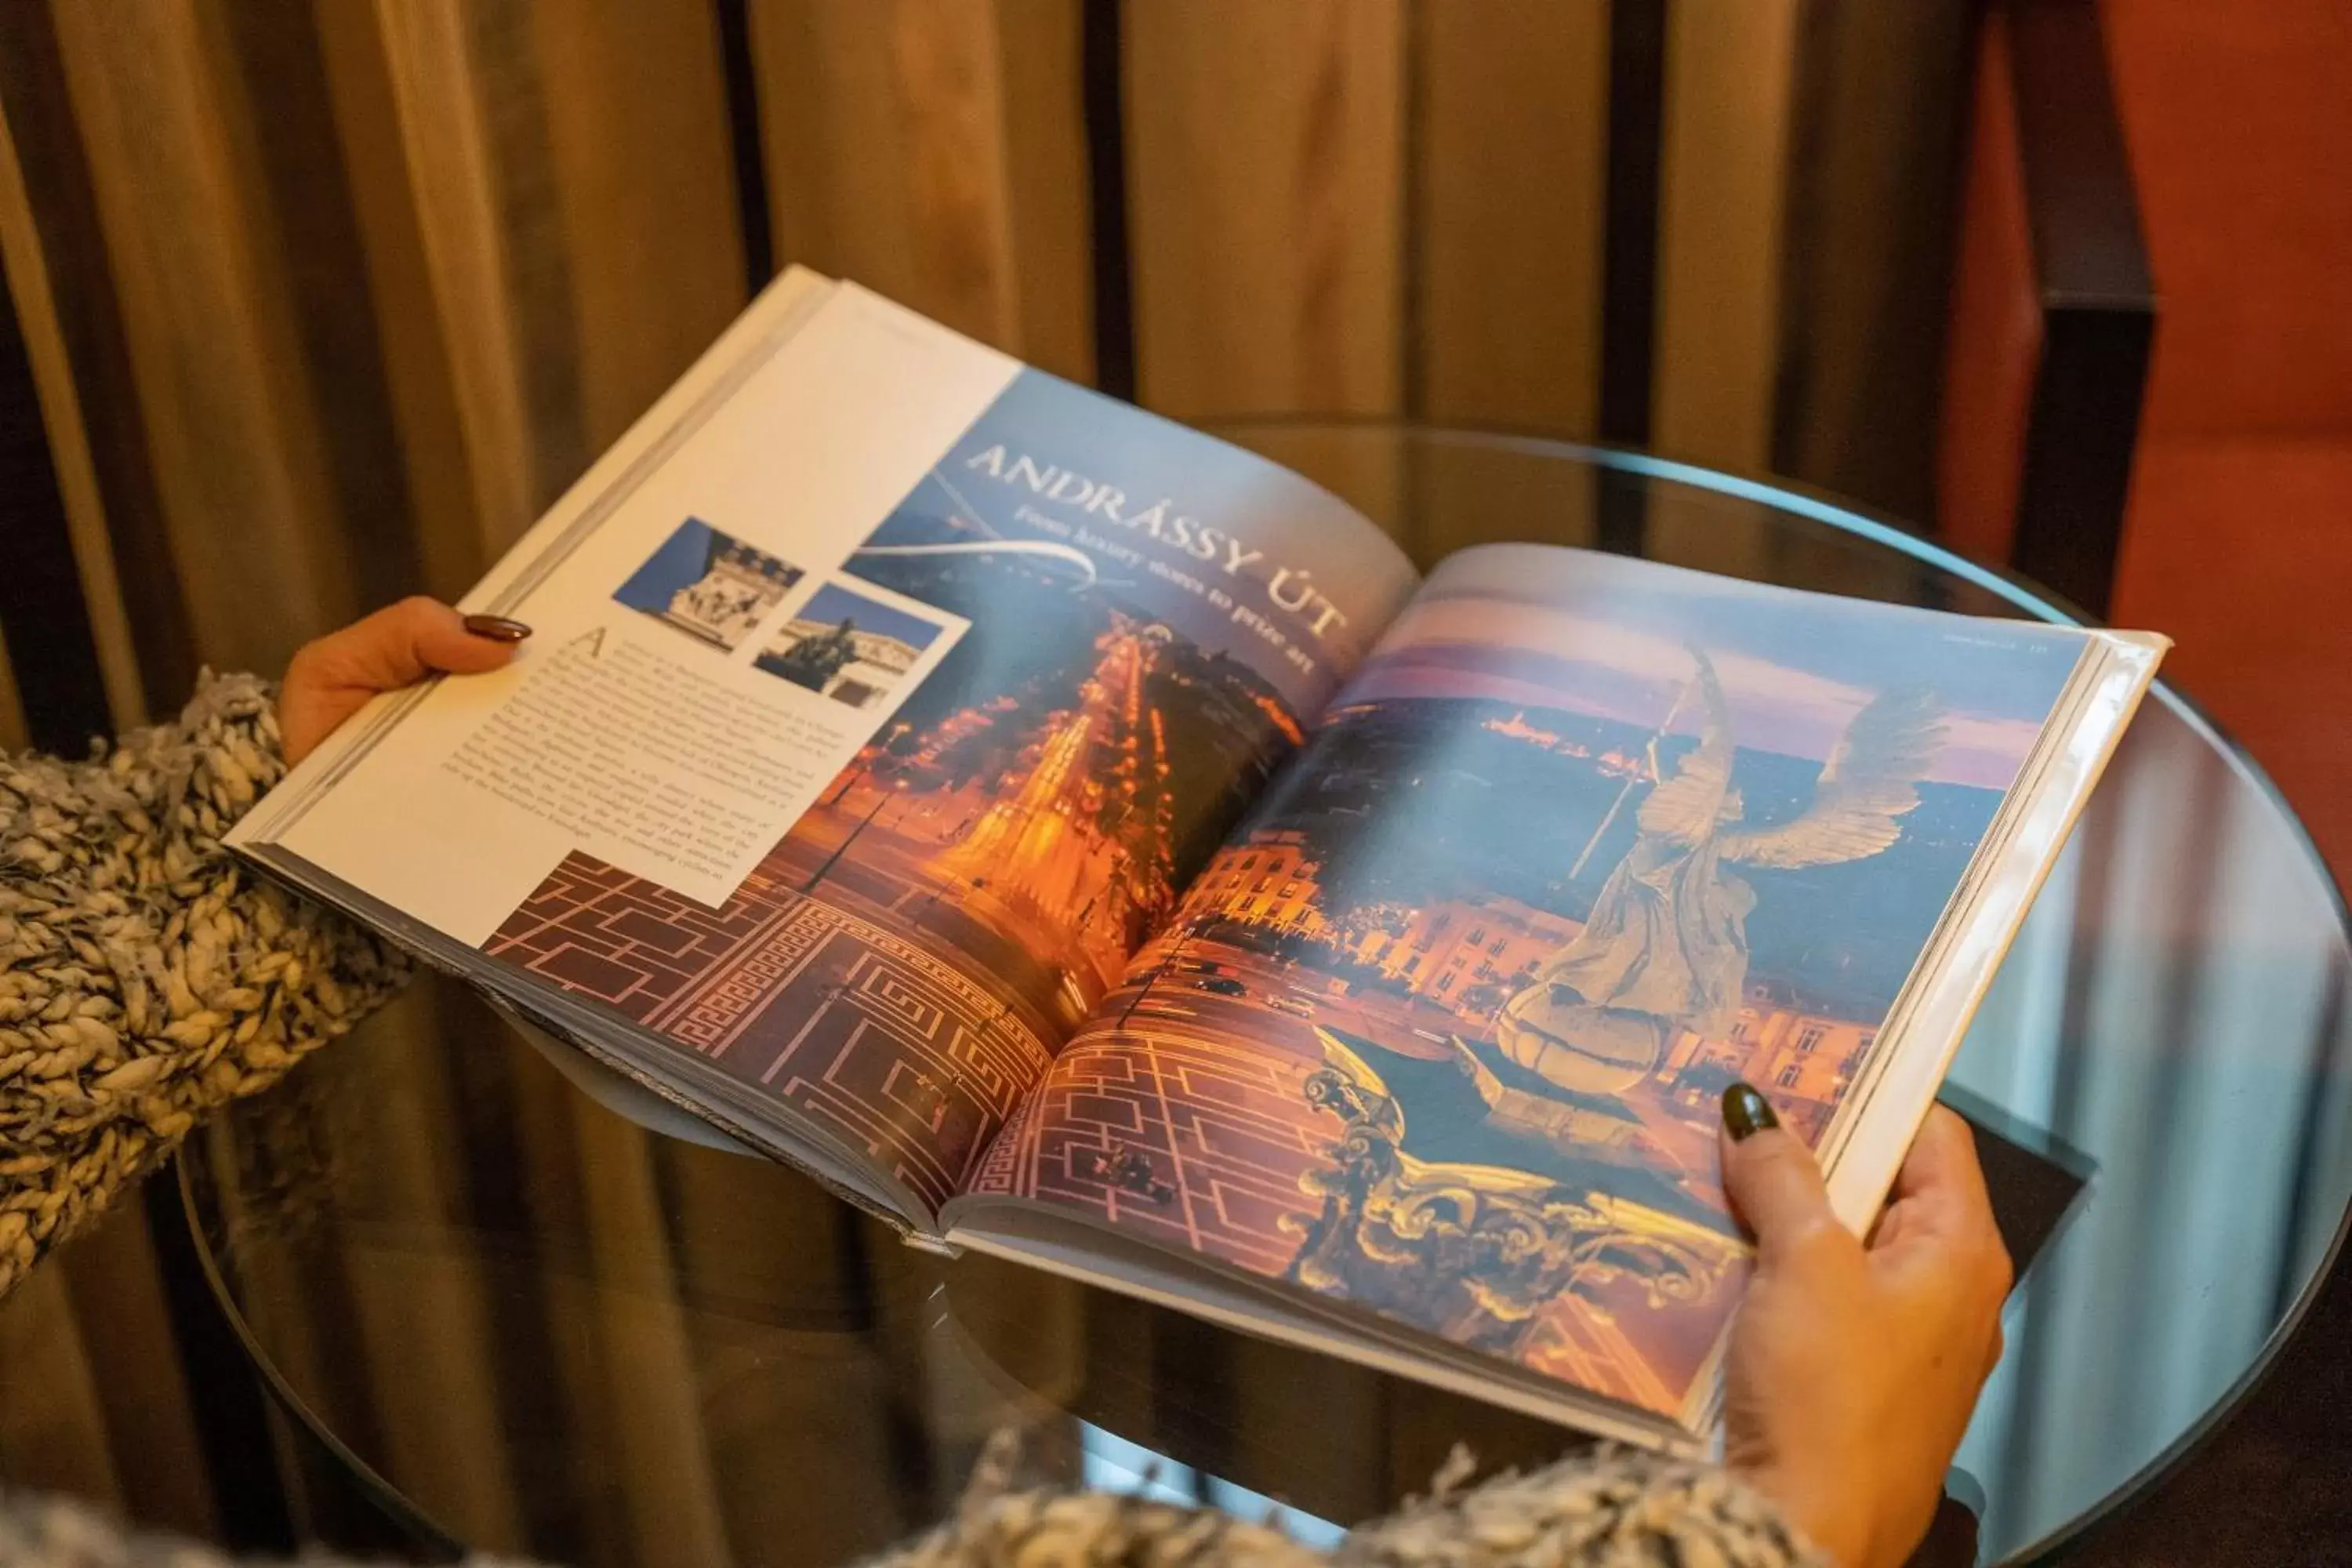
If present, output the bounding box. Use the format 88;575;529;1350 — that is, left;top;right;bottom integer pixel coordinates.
0;1446;1817;1567
0;673;404;1298
876;1435;1821;1567
0;679;1818;1568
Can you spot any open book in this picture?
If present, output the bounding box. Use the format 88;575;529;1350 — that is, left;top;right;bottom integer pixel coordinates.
230;269;2165;1453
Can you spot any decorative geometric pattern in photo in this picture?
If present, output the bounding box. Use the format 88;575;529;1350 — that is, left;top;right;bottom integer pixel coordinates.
971;1021;1700;1408
486;852;786;1022
486;850;1050;1208
969;1027;1337;1276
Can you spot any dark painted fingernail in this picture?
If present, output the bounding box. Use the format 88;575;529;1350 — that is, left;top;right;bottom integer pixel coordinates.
462;614;532;644
1722;1081;1779;1142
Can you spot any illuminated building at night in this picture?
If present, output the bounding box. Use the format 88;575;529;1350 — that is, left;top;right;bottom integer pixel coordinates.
1368;897;1583;1014
1182;831;1329;936
934;624;1176;985
1655;985;1877;1142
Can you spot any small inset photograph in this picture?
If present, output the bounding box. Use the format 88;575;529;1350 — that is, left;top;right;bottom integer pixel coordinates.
613;517;803;651
756;580;947;708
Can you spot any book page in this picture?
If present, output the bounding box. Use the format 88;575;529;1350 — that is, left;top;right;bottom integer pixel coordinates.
956;543;2092;1418
241;278;1417;1212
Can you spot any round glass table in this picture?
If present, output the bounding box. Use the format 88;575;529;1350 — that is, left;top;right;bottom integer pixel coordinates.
182;426;2352;1566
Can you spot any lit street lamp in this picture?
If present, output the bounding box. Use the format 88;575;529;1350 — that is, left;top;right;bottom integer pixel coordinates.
803;790;887;895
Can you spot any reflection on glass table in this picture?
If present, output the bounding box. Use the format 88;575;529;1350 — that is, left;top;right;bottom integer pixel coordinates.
182;427;2352;1566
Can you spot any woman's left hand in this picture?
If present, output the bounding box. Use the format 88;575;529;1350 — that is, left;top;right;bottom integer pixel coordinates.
279;598;530;764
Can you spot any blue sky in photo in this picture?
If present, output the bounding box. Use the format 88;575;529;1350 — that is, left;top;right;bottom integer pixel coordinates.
881;368;1416;699
1359;545;2090;786
799;580;943;652
1419;544;2083;721
613;517;723;613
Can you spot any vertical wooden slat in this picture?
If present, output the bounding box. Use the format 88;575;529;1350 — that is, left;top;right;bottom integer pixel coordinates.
1650;0;1800;473
310;0;492;601
0;102;142;728
52;1208;218;1534
332;1011;530;1548
652;1145;913;1560
0;1203;215;1537
1123;0;1407;419
1772;0;1976;522
749;0;1091;378
209;0;426;618
0;1261;121;1510
0;7;200;715
753;0;1015;343
365;2;550;556
330;0;750;579
47;1;361;675
1413;0;1611;434
529;0;747;452
564;1115;732;1567
0;631;23;753
1645;0;1800;579
1597;0;1666;452
993;0;1095;383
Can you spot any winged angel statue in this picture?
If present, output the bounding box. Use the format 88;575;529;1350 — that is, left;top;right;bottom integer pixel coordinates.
1495;648;1945;1094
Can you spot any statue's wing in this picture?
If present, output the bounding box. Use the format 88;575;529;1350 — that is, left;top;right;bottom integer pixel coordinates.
1720;685;1945;869
1636;648;1737;844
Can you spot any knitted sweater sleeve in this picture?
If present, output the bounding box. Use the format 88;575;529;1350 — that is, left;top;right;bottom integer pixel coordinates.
0;1448;1820;1567
869;1444;1822;1568
0;673;406;1298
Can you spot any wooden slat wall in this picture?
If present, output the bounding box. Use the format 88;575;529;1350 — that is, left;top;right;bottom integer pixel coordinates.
0;0;1973;724
343;0;748;578
1;5;757;1553
1651;0;1801;475
0;1207;216;1537
1412;0;1611;434
0;634;22;753
3;0;749;683
1773;0;1976;522
365;1;564;565
0;100;140;728
47;1;363;678
1123;1;1407;421
1400;0;1613;568
749;0;1093;381
0;1265;125;1514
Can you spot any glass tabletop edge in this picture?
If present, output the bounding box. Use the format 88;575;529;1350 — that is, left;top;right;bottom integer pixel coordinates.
173;1151;469;1556
2008;1098;2352;1565
1207;415;2352;921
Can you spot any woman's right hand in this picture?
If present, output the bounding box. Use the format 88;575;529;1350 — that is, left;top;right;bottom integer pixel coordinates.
279;598;531;765
1717;1088;2013;1568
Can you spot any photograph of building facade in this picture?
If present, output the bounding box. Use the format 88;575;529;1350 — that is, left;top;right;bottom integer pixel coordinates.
612;517;803;651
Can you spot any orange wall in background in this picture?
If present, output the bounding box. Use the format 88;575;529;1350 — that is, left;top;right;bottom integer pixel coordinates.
2102;1;2350;882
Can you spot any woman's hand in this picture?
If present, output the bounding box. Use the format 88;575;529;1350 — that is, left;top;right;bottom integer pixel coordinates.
1718;1087;2012;1568
279;598;530;764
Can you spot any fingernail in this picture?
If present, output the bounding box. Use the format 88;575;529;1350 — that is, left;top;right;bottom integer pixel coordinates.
462;614;532;644
1722;1081;1779;1142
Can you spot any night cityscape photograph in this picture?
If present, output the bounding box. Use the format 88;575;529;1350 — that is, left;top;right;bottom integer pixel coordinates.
485;490;1308;1210
975;557;2082;1417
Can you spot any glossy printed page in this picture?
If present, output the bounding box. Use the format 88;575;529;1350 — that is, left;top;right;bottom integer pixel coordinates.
966;544;2088;1417
471;396;1416;1209
248;278;1415;1214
